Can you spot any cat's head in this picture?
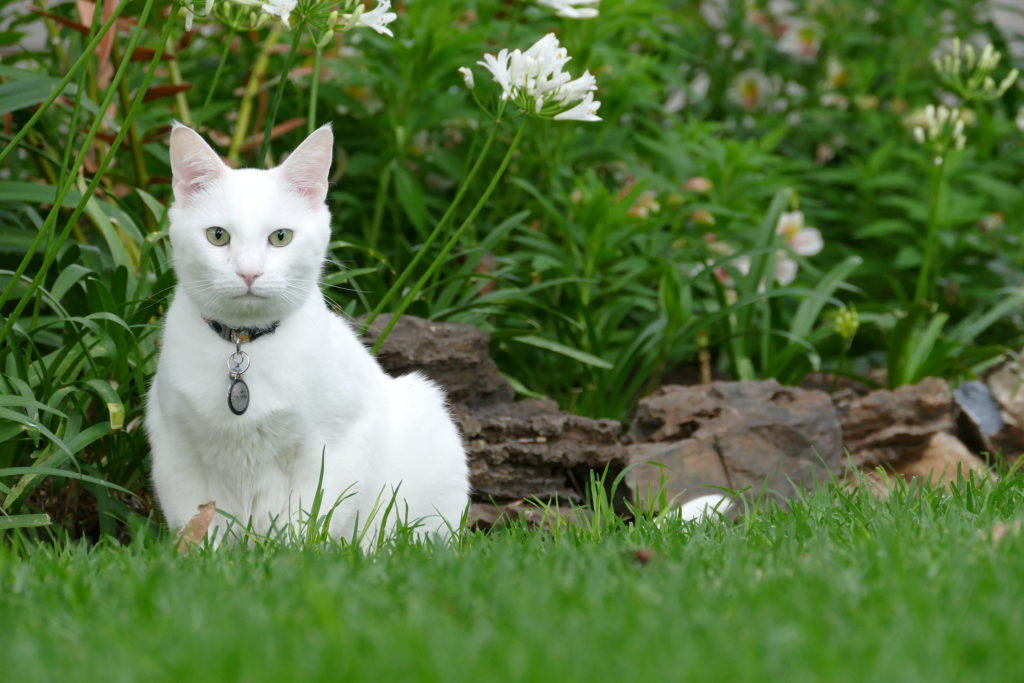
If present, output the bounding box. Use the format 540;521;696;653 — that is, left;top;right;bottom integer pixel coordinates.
167;124;333;327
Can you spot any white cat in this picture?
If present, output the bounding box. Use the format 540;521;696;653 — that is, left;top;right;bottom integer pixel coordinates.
146;124;469;545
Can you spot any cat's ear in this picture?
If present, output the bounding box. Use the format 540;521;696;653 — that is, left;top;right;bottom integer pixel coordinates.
279;125;333;207
169;124;227;203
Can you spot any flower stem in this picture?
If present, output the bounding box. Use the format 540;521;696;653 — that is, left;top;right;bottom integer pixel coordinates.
195;25;237;130
257;28;303;166
371;116;528;352
830;340;849;394
0;2;128;166
0;0;170;342
229;25;281;164
363;113;505;329
307;47;322;135
914;162;945;302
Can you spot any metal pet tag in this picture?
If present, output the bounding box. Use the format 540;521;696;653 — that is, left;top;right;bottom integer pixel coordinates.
228;378;250;415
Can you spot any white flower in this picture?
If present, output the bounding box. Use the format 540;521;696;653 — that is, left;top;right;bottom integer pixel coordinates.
181;0;216;30
1016;106;1024;132
771;210;822;285
262;0;296;26
776;210;823;256
471;33;601;122
477;49;513;99
553;91;601;121
728;69;776;110
458;66;475;89
357;0;397;37
536;0;599;19
776;19;821;61
774;251;799;286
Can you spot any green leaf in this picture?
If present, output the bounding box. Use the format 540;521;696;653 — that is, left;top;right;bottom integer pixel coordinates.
0;69;76;115
392;164;428;233
512;335;613;370
0;513;50;530
82;379;124;431
789;255;862;339
0;467;136;497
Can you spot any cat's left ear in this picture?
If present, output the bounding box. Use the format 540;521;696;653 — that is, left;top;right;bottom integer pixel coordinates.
280;125;333;207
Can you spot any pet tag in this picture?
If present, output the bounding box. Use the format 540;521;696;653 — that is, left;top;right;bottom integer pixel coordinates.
226;349;251;416
228;378;250;415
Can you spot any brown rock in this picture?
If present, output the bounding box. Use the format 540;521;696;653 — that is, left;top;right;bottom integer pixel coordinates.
625;380;843;507
897;432;989;485
458;398;627;503
850;433;991;497
467;499;593;530
359;313;515;408
985;357;1024;460
838;377;954;467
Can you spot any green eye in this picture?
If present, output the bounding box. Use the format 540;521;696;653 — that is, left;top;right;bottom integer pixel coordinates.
269;229;294;247
206;227;230;246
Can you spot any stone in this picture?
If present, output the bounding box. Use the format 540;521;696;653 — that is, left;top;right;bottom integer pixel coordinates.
984;357;1024;461
359;313;515;408
359;315;628;507
851;432;991;497
897;432;990;485
953;380;1007;458
625;380;843;508
467;499;593;530
838;377;953;467
458;398;628;503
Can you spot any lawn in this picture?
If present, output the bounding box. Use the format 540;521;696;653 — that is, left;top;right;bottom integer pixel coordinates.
6;477;1024;681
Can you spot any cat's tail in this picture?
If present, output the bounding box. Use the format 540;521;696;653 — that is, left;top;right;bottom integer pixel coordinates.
675;493;734;522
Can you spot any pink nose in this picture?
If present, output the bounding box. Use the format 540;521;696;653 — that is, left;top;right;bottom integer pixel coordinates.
239;272;261;288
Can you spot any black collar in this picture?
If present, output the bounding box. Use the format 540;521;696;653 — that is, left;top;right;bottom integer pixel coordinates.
205;318;280;344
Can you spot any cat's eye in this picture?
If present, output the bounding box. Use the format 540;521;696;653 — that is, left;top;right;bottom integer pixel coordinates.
206;226;230;246
269;229;294;247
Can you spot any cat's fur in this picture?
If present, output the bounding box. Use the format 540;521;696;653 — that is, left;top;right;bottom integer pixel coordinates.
146;125;469;543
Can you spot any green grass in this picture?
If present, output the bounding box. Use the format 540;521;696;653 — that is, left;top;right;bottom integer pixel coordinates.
6;476;1024;682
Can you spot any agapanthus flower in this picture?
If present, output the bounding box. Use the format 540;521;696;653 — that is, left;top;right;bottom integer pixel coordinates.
356;0;398;37
911;104;969;165
536;0;600;19
181;0;215;30
470;33;601;122
261;0;296;26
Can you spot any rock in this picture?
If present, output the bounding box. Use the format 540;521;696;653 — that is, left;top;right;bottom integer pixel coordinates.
984;357;1024;461
838;377;953;467
359;313;515;408
897;432;990;485
851;432;991;497
953;380;1006;458
467;499;593;530
625;380;843;508
458;398;628;503
360;315;627;507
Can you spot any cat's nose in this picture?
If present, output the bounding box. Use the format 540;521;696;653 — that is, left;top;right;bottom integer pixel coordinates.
239;271;262;288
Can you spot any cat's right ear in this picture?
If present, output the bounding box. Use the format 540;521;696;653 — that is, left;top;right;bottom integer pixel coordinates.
169;124;227;204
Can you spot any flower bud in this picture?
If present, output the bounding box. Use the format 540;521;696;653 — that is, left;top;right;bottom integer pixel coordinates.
834;306;859;340
683;176;713;193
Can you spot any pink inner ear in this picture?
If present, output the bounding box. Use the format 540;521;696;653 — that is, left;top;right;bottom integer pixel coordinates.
177;158;220;197
280;128;333;205
170;126;226;202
